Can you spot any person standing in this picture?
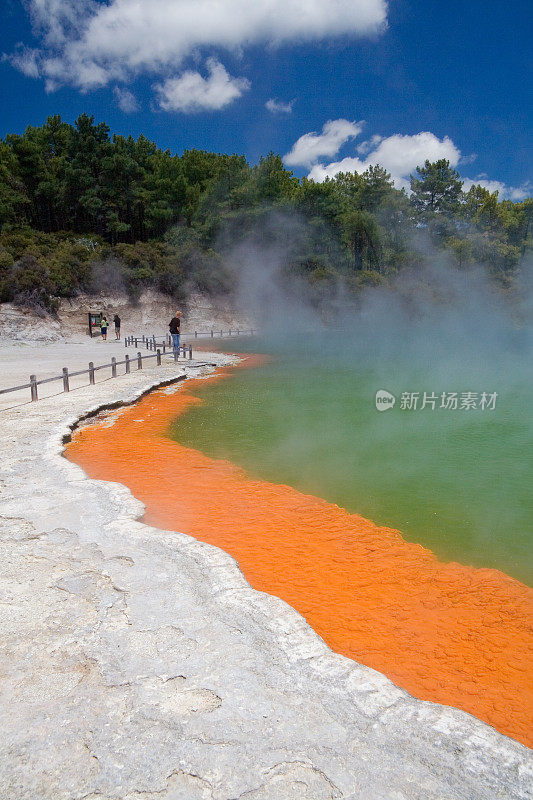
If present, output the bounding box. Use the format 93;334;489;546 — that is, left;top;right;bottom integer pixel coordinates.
113;313;121;340
169;311;182;351
100;315;108;341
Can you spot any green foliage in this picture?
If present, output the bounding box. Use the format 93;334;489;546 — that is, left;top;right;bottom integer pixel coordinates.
0;115;530;311
410;159;463;218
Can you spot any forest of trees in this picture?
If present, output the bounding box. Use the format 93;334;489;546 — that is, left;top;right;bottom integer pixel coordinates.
0;114;531;312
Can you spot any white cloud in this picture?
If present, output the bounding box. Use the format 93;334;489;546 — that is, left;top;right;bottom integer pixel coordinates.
27;0;95;47
459;153;477;166
14;0;388;90
462;178;532;201
301;129;529;200
8;47;40;79
155;59;250;113
113;86;139;113
368;132;460;182
43;55;110;92
284;119;364;168
306;130;461;191
266;99;294;114
356;134;383;155
308;157;366;182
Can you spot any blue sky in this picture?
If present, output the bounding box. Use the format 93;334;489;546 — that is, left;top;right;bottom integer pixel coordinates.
1;0;531;198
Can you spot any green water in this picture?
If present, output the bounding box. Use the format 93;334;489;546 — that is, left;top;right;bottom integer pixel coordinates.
172;336;533;585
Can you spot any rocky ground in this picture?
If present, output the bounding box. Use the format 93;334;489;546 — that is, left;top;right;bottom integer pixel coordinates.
0;340;531;799
0;290;251;344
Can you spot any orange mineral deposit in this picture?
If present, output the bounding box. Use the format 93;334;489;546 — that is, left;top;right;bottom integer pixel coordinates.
66;356;533;748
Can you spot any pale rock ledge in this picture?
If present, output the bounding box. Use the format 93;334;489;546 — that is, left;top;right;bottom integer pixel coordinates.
0;354;531;800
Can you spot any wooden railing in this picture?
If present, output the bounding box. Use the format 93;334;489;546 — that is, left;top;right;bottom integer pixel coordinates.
125;336;192;353
0;344;196;404
124;328;255;350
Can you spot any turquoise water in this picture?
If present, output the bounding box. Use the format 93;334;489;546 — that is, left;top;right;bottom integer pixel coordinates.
172;334;533;585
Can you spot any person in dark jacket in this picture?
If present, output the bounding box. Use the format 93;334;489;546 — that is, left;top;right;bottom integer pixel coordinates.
169;311;182;350
113;314;121;340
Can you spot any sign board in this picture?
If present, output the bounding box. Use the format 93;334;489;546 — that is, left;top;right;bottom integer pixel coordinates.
88;312;103;337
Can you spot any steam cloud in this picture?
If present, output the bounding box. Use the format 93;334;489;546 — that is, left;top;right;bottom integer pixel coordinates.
208;210;533;580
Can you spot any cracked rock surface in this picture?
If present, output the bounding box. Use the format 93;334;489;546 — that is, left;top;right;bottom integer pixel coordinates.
0;354;531;799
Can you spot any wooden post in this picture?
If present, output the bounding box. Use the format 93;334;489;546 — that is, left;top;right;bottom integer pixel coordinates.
62;367;69;393
229;329;232;337
173;346;179;362
195;330;198;338
137;352;142;370
157;348;161;366
142;335;145;344
125;354;130;374
188;345;192;360
220;330;223;338
211;329;214;338
111;357;117;378
89;362;95;385
30;375;38;402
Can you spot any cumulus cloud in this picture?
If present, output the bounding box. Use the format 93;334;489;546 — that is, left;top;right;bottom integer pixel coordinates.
113;86;139;113
462;178;532;201
13;0;388;90
292;124;526;200
284;119;364;168
303;129;461;190
155;59;250;112
266;98;294;114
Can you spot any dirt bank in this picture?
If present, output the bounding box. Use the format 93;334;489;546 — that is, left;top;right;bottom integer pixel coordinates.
0;290;250;342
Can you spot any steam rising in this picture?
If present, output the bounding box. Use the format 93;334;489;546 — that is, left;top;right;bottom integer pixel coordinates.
192;210;533;582
225;210;532;379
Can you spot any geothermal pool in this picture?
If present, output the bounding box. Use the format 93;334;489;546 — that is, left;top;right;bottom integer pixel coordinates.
66;351;533;748
173;342;533;585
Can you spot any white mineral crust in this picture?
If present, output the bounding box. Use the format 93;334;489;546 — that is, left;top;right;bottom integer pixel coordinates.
0;348;531;799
